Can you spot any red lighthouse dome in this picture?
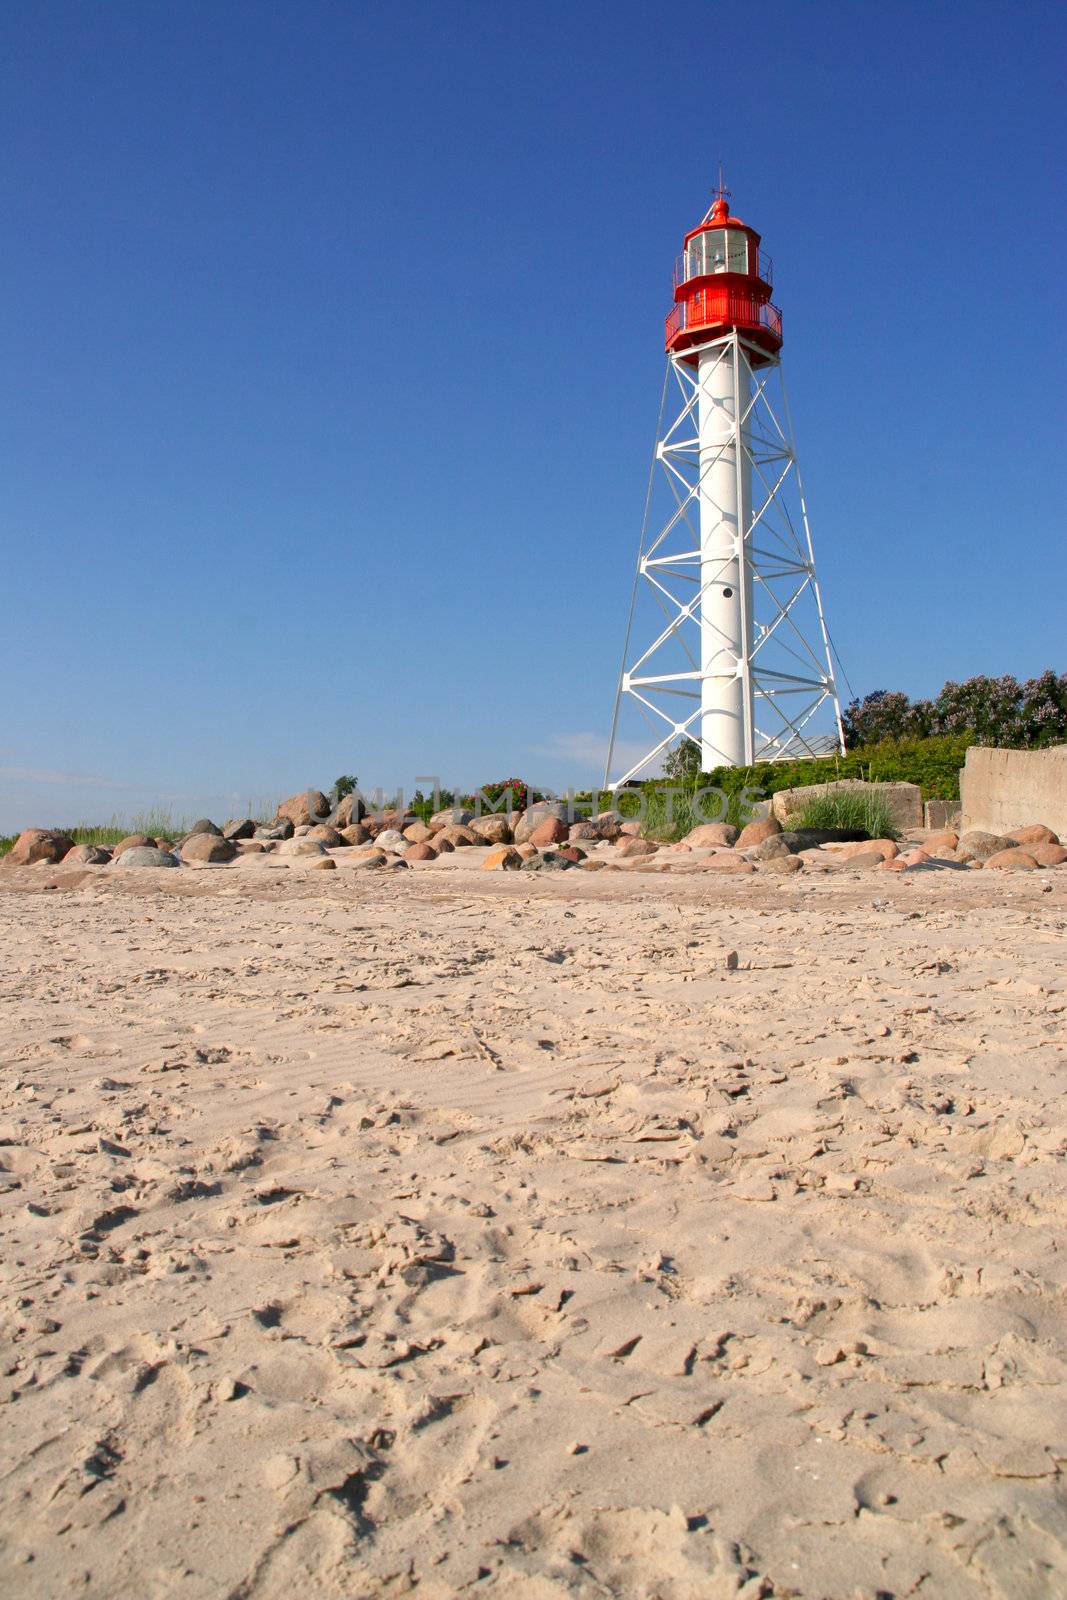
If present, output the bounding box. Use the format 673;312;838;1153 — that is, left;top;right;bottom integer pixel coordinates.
665;194;783;365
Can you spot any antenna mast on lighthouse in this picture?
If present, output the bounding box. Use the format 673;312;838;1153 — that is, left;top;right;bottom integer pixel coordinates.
605;181;844;784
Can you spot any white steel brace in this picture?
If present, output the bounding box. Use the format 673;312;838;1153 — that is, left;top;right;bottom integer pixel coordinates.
605;330;844;786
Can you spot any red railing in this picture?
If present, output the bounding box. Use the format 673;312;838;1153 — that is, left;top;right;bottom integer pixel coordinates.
665;295;783;346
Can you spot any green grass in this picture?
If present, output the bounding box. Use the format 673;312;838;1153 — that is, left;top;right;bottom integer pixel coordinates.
790;790;899;840
639;785;758;843
0;799;283;856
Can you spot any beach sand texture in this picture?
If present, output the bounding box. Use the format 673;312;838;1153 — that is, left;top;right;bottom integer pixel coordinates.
1;863;1065;1597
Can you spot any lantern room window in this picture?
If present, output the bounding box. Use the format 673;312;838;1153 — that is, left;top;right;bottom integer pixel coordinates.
685;228;749;279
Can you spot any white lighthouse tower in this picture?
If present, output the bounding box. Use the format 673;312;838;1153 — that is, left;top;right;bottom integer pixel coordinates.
605;184;844;785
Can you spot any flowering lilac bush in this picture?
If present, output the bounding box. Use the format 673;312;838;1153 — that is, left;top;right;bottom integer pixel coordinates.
843;672;1067;750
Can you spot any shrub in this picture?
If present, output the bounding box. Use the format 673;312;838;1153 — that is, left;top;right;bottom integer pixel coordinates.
843;670;1067;751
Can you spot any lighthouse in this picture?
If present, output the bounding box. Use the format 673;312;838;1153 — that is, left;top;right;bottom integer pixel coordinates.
605;184;844;784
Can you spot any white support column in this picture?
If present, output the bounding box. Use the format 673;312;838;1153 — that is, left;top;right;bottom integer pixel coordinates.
698;335;751;768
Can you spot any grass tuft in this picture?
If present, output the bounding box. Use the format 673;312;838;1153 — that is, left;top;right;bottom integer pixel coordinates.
790;790;899;840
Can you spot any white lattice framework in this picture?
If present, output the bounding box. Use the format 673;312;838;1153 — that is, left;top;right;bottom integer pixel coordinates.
605;330;844;786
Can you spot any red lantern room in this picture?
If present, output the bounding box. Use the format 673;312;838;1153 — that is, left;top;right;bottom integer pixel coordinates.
665;195;783;365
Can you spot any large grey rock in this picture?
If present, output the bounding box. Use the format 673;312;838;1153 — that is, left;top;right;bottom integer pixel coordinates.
255;820;294;841
957;830;1017;863
116;846;180;868
523;850;575;871
222;817;256;840
187;818;222;837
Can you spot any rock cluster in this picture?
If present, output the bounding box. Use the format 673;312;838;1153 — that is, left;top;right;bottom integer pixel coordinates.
5;788;1065;881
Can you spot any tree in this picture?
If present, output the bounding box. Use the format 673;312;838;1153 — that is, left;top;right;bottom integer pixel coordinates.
663;741;701;781
332;775;358;801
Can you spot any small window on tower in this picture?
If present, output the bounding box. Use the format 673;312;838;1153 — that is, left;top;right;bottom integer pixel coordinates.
726;232;749;274
705;230;728;273
688;229;731;278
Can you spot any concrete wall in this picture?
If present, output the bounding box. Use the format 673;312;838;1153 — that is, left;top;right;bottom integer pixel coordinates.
771;779;923;831
960;745;1067;837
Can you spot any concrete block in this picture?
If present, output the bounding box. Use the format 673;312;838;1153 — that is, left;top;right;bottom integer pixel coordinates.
771;779;923;832
923;798;959;830
959;745;1067;838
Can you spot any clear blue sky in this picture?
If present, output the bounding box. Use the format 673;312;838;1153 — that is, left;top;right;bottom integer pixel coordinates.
2;1;1064;829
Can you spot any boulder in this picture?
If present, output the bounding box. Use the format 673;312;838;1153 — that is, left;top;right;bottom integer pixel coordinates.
334;793;367;828
277;839;327;858
116;846;180;868
403;821;435;844
529;817;569;847
925;830;959;852
306;824;344;848
311;856;337;871
594;812;623;841
236;839;271;853
432;834;455;854
701;855;756;873
187;818;222;836
957;830;1018;863
3;828;76;866
222;817;256;841
255;820;294;841
1031;843;1067;867
430;808;473;832
404;841;438;862
616;837;658;858
557;846;585;864
1006;824;1059;847
434;825;478;848
825;838;899;862
180;834;237;864
618;821;643;838
685;822;738;848
277;791;330;828
341;824;371;846
469;815;513;845
62;844;111;865
984;848;1038;870
846;851;890;871
568;822;601;842
373;809;415;833
523;851;574;871
375;829;410;854
752;835;794;861
113;833;155;858
516;843;537;860
483;845;524;871
761;854;803;875
384;857;410;870
514;803;569;845
735;817;782;849
351;851;387;870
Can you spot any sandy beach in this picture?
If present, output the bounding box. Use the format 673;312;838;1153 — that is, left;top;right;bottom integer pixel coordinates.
1;859;1065;1598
